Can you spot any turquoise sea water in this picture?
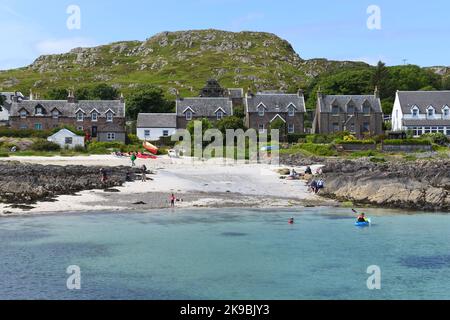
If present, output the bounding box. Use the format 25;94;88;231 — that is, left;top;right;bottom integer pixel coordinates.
0;208;449;300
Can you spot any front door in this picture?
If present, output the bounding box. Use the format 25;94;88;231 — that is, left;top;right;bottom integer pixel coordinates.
92;126;98;138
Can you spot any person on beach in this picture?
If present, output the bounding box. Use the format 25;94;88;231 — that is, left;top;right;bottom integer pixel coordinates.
170;193;176;208
131;152;137;167
316;179;325;194
141;164;147;182
310;180;318;193
305;166;312;175
100;168;107;183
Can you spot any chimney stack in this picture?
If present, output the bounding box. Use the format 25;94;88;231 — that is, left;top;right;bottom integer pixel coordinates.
29;89;34;101
67;89;76;103
374;86;380;99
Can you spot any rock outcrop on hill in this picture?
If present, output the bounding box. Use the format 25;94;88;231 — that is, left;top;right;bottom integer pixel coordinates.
0;163;136;204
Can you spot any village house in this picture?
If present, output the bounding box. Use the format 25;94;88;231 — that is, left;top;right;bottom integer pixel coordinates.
136;113;177;141
175;80;234;129
47;128;85;149
9;90;127;143
391;90;450;136
312;89;384;138
245;90;306;135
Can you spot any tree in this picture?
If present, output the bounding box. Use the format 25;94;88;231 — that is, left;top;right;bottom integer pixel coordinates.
442;76;450;90
187;118;213;137
89;83;119;100
126;86;174;120
372;61;389;99
216;116;246;134
0;94;5;106
270;118;287;141
45;88;69;100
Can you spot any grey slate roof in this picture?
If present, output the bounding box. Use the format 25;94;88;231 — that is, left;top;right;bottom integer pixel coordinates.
1;92;25;111
137;113;177;128
10;99;125;118
176;97;233;117
403;119;450;126
397;91;450;114
317;94;382;113
246;93;306;113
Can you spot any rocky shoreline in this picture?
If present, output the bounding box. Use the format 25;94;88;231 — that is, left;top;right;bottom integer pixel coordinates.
282;154;450;212
0;162;137;204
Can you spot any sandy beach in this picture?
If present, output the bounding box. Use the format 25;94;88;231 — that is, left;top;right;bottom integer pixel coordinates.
0;155;333;216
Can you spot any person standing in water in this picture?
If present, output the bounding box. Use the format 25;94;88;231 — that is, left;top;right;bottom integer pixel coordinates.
141;164;147;182
130;152;137;167
170;194;176;208
100;168;107;183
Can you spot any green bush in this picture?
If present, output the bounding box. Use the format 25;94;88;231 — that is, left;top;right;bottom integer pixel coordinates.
298;143;337;156
31;140;61;152
87;141;124;151
349;150;381;158
422;133;449;146
287;133;307;144
0;128;51;139
0;152;9;157
126;134;141;145
383;139;431;145
306;132;348;144
74;145;87;153
335;139;376;145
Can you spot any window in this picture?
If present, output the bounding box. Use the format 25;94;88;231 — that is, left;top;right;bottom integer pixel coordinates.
258;107;265;117
186;111;193;121
412;127;420;136
34;123;42;130
332;123;340;132
144;130;150;137
412;108;419;118
65;137;73;145
362;122;370;133
424;127;431;134
216;111;224;120
35;107;43;115
107;133;116;141
347;103;355;114
443;107;449;118
163;130;169;137
20;110;27;119
77;112;84;122
431;127;438;133
438;127;445;134
427;108;435;117
20;124;28;130
349;123;355;132
106;112;113;122
332;105;339;115
288;107;295;117
77;126;83;131
363;103;371;114
288;124;295;134
91;112;98;122
258;124;265;133
52;110;59;119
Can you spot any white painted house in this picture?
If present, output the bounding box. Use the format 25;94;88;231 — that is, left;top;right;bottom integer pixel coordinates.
47;129;85;149
136;113;177;141
392;91;450;136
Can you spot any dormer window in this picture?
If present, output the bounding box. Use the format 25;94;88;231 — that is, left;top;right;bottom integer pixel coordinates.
35;107;43;115
258;106;265;117
363;101;371;114
216;111;224;120
347;103;355;114
412;106;419;118
52;110;60;119
186;111;193;121
427;106;435;118
106;112;113;122
20;110;27;119
76;112;84;122
443;106;450;118
332;105;339;115
288;106;295;117
92;112;98;122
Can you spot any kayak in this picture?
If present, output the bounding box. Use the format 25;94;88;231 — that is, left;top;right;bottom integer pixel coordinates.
137;153;157;160
260;145;280;152
355;219;371;227
143;141;158;155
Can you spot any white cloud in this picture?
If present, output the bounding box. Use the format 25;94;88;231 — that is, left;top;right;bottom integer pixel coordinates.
35;37;98;55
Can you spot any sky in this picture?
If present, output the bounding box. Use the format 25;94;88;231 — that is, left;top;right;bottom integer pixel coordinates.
0;0;449;70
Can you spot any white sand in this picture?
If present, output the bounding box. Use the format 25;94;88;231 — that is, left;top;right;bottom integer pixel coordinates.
0;155;329;215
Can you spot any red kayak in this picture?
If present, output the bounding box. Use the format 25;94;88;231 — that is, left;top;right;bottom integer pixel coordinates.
143;141;158;155
137;152;157;160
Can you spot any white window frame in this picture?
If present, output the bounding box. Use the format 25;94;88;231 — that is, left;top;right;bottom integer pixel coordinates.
20;110;27;119
288;124;295;133
443;106;450;118
288;107;295;117
77;126;84;131
106;112;114;122
412;106;419;118
77;112;84;122
163;130;169;137
258;107;265;117
258;124;265;133
144;130;151;137
186;111;193;121
52;110;59;119
91;112;98;122
427;106;435;118
35;107;43;116
107;133;116;141
216;111;224;120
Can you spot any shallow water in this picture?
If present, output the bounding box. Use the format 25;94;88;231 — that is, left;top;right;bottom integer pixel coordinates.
0;208;449;300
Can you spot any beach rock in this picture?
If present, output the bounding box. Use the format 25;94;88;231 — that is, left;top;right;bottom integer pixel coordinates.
0;163;136;204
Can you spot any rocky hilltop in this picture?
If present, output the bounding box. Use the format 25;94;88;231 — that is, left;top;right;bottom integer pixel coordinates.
282;155;450;211
0;29;368;97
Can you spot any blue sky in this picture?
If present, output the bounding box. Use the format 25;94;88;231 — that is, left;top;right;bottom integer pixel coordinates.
1;0;449;70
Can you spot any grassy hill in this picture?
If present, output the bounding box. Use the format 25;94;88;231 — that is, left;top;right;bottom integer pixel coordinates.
0;29;370;98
